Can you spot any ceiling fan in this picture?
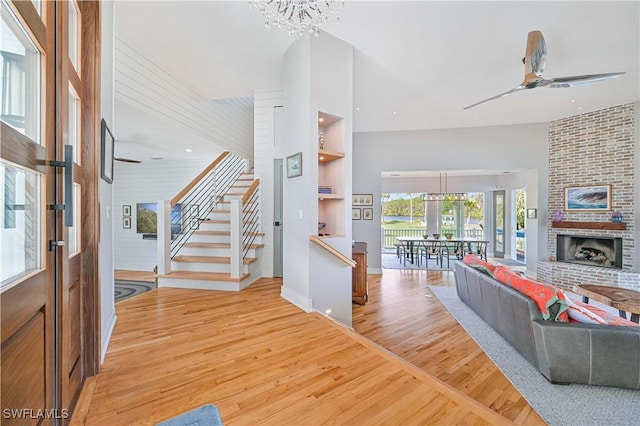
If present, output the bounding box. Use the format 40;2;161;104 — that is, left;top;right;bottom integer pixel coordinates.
114;157;142;164
464;30;625;110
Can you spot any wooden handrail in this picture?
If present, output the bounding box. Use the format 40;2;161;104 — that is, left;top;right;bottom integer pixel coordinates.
170;151;229;207
309;235;356;268
242;179;260;204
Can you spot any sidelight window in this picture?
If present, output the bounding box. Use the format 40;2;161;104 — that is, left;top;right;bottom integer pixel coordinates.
0;1;42;143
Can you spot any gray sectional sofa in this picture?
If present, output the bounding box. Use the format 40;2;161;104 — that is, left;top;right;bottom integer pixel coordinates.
454;261;640;389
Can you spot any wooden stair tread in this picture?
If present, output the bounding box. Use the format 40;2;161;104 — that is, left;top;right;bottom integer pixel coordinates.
173;255;257;265
183;242;264;249
201;219;257;224
157;271;249;282
193;230;265;236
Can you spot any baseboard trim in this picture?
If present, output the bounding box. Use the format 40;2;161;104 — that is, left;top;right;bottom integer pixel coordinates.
280;286;313;313
101;311;117;364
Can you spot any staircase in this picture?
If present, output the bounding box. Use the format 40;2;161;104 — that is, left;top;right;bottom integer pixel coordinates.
156;152;263;291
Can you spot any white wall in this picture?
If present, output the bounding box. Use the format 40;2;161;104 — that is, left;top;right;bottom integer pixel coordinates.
281;37;313;311
253;89;284;277
308;33;354;327
113;158;212;271
114;38;254;160
280;33;354;326
353;122;549;277
99;0;115;364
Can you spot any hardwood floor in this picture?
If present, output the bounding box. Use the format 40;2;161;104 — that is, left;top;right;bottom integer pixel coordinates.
354;269;545;425
114;270;155;282
79;270;545;425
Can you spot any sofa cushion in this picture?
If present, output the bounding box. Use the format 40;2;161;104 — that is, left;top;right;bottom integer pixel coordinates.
493;265;569;321
566;298;640;327
462;254;495;275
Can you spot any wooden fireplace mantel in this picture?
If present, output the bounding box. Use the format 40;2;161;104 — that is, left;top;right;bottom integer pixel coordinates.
551;221;626;231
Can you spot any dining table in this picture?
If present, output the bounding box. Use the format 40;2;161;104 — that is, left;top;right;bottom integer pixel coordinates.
395;236;489;265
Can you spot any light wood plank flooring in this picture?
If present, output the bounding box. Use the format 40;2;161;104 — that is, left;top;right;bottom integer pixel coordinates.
114;270;155;282
81;270;545;425
354;269;544;425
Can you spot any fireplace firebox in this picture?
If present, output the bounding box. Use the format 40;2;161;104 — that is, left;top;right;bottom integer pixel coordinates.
556;235;622;269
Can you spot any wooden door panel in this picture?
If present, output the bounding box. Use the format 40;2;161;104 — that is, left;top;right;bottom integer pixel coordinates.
1;311;46;426
0;272;46;344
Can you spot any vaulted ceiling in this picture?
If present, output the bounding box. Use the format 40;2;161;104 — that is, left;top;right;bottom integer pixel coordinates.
114;1;639;158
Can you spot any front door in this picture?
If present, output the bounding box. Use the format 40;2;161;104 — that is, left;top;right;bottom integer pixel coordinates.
1;1;99;423
493;190;505;258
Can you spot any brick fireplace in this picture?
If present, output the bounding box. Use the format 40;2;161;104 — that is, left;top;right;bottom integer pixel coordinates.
537;103;639;290
556;234;623;269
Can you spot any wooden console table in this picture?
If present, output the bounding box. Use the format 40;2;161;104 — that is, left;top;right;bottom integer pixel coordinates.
573;284;640;323
352;242;368;305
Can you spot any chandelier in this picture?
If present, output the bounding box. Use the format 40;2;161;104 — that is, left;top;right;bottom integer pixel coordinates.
251;0;345;38
422;173;467;202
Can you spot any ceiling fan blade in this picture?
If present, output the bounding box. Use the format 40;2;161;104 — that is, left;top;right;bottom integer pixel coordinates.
545;72;625;88
463;86;525;110
114;157;142;164
523;30;547;84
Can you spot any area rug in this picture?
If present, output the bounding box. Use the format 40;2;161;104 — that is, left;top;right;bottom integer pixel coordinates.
156;404;223;426
381;253;453;271
492;258;526;267
428;285;640;426
114;280;155;302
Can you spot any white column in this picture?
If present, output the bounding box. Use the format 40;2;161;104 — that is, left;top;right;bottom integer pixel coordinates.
230;199;242;278
157;200;171;275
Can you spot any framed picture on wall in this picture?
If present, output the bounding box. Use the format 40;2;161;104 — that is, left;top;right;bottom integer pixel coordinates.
363;208;373;220
352;208;361;220
526;208;537;219
123;205;131;216
286;152;302;178
565;185;611;211
123;217;131;229
352;194;373;206
100;119;115;184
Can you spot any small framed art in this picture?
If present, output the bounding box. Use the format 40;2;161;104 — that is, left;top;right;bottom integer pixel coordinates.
123;216;131;229
100;119;115;184
352;208;361;220
363;208;373;220
123;205;131;217
352;194;373;206
286;152;302;178
526;208;537;219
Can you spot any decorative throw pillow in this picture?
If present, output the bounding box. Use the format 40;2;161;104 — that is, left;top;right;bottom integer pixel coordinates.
566;298;640;327
493;265;569;321
462;254;496;273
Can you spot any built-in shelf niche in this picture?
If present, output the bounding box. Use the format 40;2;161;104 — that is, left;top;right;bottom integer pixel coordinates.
318;111;345;237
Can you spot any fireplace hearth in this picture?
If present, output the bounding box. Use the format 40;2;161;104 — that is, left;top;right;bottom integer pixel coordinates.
557;235;623;269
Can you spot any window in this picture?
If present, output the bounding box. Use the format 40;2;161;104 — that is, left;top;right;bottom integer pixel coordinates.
68;183;80;255
69;85;80;163
0;1;42;142
1;161;41;287
68;0;80;73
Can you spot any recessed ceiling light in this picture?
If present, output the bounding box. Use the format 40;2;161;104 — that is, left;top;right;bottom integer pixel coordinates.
571;99;576;103
356;107;360;111
185;148;192;153
392;111;397;115
319;156;325;160
318;117;324;122
578;106;583;110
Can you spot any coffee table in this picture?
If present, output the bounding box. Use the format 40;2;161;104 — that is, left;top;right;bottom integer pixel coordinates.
573;284;640;323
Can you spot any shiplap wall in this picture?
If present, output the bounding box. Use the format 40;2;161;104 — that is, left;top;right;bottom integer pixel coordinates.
113;158;212;271
254;89;284;277
114;37;253;160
